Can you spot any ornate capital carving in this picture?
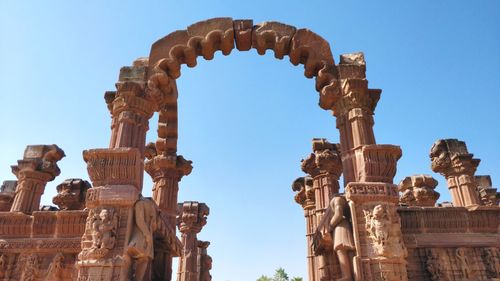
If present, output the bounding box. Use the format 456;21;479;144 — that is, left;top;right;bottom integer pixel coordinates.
52;178;91;210
292;176;315;209
301;139;342;178
430;139;480;177
11;145;65;181
83;148;142;189
398;174;440;207
177;201;209;234
355;144;402;183
144;142;193;181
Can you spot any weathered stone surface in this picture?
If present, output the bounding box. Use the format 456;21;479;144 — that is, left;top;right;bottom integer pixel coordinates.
398;175;440;207
53;178;91;210
233;19;253;51
0;181;16;212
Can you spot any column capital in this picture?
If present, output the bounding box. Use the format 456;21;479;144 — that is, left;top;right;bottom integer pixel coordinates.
301;139;342;179
177;201;210;234
292;176;315;210
398;174;440;207
430;139;480;177
144;142;193;181
11;144;65;181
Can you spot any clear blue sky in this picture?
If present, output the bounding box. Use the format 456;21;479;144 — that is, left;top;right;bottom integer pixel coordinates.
1;1;499;280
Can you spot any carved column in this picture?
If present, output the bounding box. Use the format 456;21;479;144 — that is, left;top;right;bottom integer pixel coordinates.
292;176;317;281
76;148;142;281
345;145;408;281
105;58;156;192
300;139;342;281
430;139;481;207
332;53;380;185
0;181;17;211
10;145;65;213
197;241;212;281
144;143;192;281
177;201;209;281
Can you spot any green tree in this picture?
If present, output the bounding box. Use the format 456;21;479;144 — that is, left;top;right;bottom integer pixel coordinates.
257;268;302;281
256;275;272;281
273;268;289;281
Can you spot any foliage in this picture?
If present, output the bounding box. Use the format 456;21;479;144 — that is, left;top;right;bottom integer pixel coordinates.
256;268;302;281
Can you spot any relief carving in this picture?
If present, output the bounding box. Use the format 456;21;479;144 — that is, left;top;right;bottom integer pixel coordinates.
363;204;406;258
425;249;448;281
455;248;472;279
482;247;500;278
79;208;118;260
44;253;65;281
20;253;39;281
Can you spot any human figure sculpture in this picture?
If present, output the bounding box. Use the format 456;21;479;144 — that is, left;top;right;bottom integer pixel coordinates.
91;209;117;251
365;205;390;247
21;254;39;281
482;247;500;278
426;249;447;281
455;248;471;279
44;253;64;281
0;254;7;278
329;195;355;281
120;197;158;281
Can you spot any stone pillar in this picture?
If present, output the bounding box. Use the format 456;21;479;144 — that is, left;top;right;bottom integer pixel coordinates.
300;138;342;281
144;143;192;281
0;181;17;211
345;145;408;281
76;148;142;281
292;176;317;281
177;201;210;281
197;241;212;281
105;58;157;192
332;53;381;186
10;145;65;214
398;175;440;207
430;139;481;207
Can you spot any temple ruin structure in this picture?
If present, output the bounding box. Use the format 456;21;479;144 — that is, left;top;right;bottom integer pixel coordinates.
0;18;498;281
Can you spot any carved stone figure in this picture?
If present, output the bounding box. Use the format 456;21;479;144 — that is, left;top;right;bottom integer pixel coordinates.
121;197;158;281
79;207;118;260
365;205;390;248
92;208;117;251
455;248;472;279
52;178;90;210
44;253;64;281
482;247;500;278
0;254;7;278
20;254;39;281
426;249;447;281
329;195;355;281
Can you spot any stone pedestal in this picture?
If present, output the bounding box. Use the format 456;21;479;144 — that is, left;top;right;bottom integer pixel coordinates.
177;201;210;281
430;139;481;207
10;145;65;214
345;145;408;281
76;148;142;281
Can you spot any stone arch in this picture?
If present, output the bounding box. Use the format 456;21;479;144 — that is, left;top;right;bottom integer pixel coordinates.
144;17;341;156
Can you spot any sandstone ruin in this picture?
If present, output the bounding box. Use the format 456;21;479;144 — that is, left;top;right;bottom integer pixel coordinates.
0;18;498;281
